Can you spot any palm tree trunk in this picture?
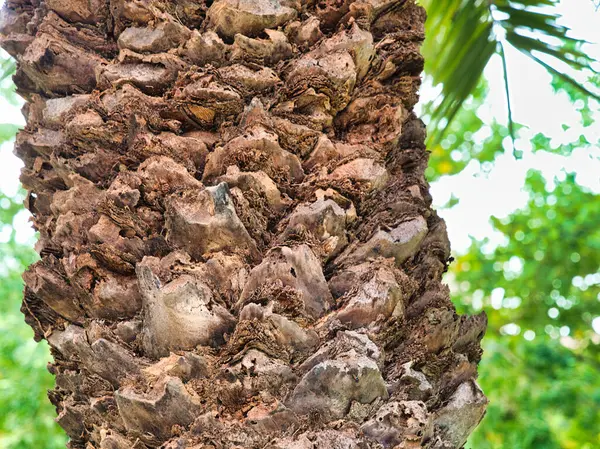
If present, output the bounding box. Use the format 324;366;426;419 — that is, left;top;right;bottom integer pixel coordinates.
1;0;487;447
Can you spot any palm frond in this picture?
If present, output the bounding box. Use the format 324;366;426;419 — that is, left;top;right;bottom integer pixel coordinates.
422;0;599;146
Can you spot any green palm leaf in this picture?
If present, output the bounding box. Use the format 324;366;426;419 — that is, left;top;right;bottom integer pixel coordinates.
422;0;600;146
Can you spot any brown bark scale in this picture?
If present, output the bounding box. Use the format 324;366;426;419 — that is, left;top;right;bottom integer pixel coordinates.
1;1;488;448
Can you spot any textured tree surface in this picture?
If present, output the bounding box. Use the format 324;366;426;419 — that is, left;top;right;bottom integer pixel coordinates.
1;1;488;448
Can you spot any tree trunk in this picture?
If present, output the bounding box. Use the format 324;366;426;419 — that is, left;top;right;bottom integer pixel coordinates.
1;1;487;447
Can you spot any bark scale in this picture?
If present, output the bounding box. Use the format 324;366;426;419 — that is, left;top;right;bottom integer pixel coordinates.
1;1;487;448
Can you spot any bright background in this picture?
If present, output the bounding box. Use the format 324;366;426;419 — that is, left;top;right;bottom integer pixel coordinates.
0;0;599;447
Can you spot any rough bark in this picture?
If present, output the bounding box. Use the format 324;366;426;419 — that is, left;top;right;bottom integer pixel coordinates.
1;1;488;448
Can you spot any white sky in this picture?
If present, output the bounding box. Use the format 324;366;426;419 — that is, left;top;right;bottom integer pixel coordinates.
0;0;599;251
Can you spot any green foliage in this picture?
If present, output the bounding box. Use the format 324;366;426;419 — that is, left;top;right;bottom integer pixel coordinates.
472;337;600;449
434;38;600;448
0;56;18;106
421;0;600;145
450;168;600;448
0;191;67;449
454;170;600;338
551;73;600;130
423;79;512;181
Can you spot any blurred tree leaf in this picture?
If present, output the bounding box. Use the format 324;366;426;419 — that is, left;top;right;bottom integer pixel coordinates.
0;52;19;106
467;336;600;449
0;124;20;142
551;73;600;129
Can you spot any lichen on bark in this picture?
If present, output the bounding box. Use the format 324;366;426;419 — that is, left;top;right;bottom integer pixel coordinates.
1;0;488;447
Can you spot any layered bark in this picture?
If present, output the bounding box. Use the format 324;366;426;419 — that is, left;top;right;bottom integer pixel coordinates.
1;1;487;448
